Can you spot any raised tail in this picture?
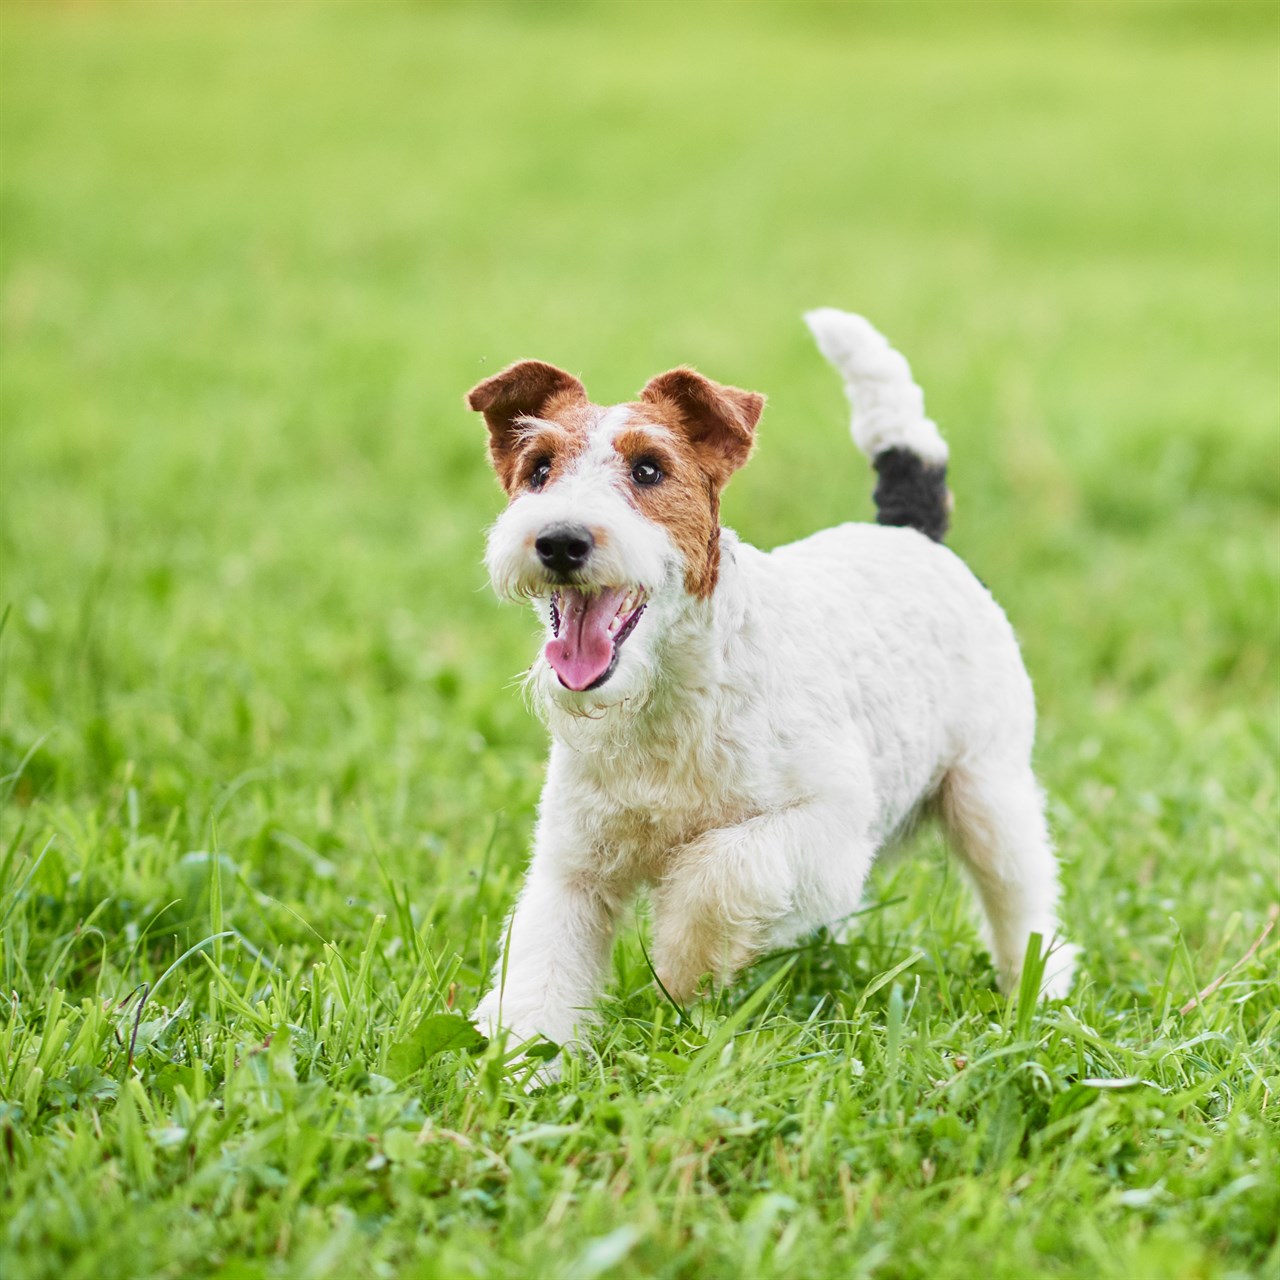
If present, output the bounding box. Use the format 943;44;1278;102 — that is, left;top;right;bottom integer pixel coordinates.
804;308;952;542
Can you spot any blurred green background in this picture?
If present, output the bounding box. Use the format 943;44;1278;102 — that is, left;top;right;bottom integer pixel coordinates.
3;1;1276;811
1;3;1277;1278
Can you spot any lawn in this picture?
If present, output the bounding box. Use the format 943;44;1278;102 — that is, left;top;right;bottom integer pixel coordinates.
1;2;1277;1277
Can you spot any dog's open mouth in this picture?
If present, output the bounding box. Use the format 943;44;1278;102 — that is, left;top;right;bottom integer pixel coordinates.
546;587;648;691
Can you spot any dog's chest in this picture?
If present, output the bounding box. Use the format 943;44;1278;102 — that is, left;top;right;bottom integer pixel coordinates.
570;728;755;866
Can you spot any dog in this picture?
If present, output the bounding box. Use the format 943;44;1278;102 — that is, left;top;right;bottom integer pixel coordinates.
467;308;1077;1061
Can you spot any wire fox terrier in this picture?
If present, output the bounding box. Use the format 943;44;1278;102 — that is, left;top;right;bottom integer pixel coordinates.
468;309;1078;1059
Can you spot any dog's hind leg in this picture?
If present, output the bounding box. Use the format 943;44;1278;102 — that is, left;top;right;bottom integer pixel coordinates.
940;762;1078;999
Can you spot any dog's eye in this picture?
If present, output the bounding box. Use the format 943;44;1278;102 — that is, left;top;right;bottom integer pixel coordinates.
631;459;663;487
529;459;552;490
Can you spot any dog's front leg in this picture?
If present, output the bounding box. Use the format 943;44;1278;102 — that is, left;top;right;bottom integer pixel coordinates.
472;821;622;1054
652;804;872;1002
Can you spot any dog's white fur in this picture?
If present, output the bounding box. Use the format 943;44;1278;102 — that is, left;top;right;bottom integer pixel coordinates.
472;310;1077;1056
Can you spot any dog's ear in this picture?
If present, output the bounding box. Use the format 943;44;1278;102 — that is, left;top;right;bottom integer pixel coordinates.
639;367;764;480
466;360;587;488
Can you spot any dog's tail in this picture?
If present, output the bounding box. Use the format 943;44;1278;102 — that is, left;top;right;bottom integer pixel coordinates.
804;308;951;542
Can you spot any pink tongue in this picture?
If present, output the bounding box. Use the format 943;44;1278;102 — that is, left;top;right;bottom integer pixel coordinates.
546;588;626;691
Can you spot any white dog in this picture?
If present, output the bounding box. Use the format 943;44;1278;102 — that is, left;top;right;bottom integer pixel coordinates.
468;309;1077;1058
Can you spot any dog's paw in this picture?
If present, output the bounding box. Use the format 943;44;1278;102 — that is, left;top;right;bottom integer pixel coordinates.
519;1050;563;1088
1040;941;1080;1001
471;993;571;1086
654;965;701;1006
471;992;503;1043
995;937;1080;1001
496;1034;565;1091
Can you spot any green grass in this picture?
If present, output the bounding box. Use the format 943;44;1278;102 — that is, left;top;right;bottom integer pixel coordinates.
1;2;1278;1277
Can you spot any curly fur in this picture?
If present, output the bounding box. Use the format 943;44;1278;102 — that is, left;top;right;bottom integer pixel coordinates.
468;310;1077;1064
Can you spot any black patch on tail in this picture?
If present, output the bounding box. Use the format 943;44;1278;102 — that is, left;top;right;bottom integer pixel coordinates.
872;447;950;542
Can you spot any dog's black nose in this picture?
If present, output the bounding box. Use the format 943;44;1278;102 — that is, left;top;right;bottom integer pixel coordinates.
535;525;594;576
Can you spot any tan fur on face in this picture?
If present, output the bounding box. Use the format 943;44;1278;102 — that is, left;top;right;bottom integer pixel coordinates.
503;407;594;497
631;370;765;597
468;359;765;598
466;361;587;492
610;419;724;597
639;368;764;479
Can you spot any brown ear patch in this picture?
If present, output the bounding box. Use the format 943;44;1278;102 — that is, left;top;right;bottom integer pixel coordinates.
503;413;595;497
466;360;587;491
611;422;718;598
639;367;764;481
630;370;765;597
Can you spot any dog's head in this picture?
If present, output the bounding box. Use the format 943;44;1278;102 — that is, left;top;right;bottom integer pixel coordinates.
467;360;764;712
